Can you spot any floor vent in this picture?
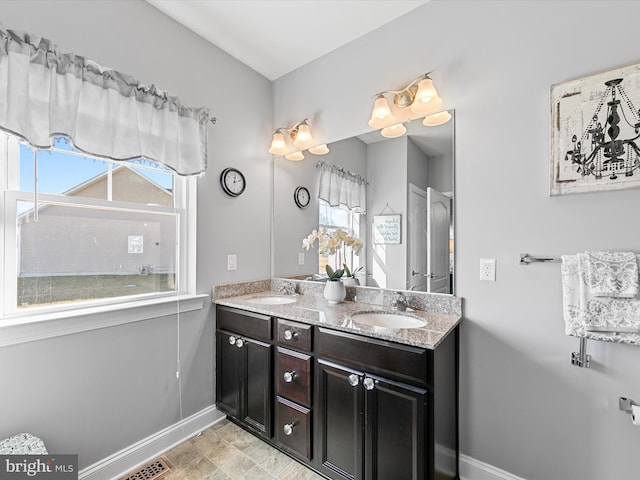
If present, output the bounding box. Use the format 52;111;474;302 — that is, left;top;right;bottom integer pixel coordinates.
120;458;171;480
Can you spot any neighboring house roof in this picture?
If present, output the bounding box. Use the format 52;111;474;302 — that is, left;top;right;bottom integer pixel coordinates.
18;164;172;223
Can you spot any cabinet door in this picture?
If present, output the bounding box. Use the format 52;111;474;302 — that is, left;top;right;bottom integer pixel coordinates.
364;376;427;480
242;337;272;438
216;331;241;417
316;359;364;480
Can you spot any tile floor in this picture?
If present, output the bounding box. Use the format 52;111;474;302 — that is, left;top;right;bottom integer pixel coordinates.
159;418;325;480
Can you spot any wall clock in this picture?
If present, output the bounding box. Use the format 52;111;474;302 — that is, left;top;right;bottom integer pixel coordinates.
220;167;246;197
294;186;310;209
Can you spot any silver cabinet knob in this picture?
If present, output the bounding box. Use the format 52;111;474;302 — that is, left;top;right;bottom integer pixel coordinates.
283;329;298;340
228;336;237;345
235;338;244;348
283;371;296;383
348;374;360;387
363;377;375;390
283;423;294;436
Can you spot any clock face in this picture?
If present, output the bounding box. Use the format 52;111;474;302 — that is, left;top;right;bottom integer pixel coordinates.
220;168;246;197
294;186;310;208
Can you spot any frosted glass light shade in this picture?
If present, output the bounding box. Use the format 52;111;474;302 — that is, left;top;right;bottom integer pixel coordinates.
285;151;305;161
268;131;288;155
368;95;395;128
309;144;330;155
423;110;452;126
410;94;443;114
293;123;313;149
414;78;437;103
380;123;406;138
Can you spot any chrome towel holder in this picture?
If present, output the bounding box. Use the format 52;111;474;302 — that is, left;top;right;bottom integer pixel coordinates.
519;252;590;368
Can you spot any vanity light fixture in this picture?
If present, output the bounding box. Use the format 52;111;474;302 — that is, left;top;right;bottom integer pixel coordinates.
308;144;330;155
381;123;407;138
268;118;330;160
422;110;452;127
368;72;450;136
285;151;305;161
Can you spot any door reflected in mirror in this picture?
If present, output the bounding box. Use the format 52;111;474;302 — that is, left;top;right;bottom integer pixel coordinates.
273;110;455;295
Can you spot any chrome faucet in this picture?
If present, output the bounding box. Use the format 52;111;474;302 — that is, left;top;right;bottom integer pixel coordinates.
392;292;409;311
279;281;296;296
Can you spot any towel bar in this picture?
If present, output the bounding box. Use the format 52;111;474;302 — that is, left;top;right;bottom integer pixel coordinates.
519;253;562;265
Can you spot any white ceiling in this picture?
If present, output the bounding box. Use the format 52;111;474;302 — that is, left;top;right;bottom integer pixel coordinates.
145;0;429;80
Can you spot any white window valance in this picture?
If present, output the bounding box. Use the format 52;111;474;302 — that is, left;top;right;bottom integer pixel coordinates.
317;161;367;213
0;27;210;176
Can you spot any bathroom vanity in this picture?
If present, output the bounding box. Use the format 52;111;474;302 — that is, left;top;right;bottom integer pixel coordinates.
214;281;461;480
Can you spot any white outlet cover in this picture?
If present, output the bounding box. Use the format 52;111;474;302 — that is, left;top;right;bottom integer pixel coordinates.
480;258;496;281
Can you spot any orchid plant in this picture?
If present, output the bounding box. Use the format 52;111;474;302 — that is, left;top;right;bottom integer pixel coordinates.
301;228;363;277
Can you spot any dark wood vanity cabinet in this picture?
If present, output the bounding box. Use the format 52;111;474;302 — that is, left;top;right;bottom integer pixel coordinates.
215;305;459;480
216;306;272;438
315;327;458;480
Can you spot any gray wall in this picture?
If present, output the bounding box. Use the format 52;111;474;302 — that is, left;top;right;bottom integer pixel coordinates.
0;0;271;470
273;1;640;479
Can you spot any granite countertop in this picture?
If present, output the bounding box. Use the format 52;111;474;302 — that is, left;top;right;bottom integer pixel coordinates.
214;288;461;350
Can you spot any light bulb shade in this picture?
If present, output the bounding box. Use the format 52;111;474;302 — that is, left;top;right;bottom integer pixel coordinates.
308;144;330;155
413;77;438;103
410;94;443;114
422;110;452;127
380;123;406;138
285;151;305;161
368;95;395;128
268;131;288;155
293;123;314;149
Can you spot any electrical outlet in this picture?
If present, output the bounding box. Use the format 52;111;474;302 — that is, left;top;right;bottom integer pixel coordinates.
227;254;237;271
298;252;305;265
479;258;496;281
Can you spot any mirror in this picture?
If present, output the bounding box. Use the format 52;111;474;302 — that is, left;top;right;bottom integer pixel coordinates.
272;110;455;294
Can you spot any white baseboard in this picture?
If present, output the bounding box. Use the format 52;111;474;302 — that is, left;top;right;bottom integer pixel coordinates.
460;453;527;480
79;405;225;480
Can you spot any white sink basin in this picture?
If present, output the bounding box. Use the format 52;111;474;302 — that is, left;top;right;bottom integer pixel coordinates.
351;311;427;329
246;295;297;305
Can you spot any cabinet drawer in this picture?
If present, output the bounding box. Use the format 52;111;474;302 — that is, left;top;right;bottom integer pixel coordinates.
276;347;312;407
317;327;429;386
276;319;312;352
276;396;311;461
216;305;272;341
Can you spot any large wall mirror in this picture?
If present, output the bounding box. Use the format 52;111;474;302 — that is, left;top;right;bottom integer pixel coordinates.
273;110;455;295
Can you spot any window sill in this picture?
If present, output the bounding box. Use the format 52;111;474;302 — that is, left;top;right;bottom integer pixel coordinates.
0;294;209;347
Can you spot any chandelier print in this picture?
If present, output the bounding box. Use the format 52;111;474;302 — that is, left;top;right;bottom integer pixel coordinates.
551;62;640;195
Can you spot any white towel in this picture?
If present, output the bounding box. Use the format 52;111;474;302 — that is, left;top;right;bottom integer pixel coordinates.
561;255;640;342
580;251;639;298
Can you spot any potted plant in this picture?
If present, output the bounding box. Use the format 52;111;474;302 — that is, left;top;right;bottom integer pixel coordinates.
342;264;363;286
323;265;346;304
301;228;363;287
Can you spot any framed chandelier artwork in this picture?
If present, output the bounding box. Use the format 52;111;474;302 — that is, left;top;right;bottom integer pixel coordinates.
551;62;640;195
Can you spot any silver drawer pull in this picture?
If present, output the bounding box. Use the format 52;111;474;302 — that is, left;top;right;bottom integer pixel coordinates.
283;329;298;341
363;377;375;390
283;423;295;436
283;371;296;383
235;338;244;348
348;374;360;387
228;336;236;346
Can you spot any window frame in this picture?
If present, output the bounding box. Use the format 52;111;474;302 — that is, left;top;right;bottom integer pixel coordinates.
0;131;200;341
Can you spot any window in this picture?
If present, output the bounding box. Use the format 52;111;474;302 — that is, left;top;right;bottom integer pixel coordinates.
317;199;363;275
1;133;196;316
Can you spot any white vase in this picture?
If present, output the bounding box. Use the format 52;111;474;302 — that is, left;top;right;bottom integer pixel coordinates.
324;280;346;304
342;277;360;287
